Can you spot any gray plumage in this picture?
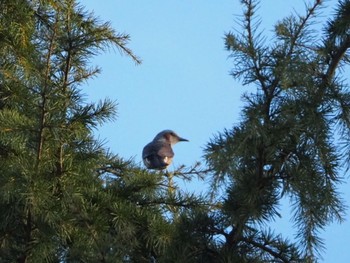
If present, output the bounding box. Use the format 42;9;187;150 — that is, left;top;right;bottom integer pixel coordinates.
142;130;188;170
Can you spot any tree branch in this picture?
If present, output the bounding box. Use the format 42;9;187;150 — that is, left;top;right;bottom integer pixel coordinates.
324;35;350;84
241;237;291;263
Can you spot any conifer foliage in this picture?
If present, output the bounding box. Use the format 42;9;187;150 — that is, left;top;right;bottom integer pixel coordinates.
0;0;176;262
1;0;349;262
204;0;350;262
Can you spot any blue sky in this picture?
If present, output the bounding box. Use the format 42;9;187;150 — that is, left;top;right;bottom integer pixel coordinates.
83;0;348;261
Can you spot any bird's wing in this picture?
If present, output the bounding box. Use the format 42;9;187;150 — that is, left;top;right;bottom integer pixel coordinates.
157;143;174;158
142;142;174;169
142;142;174;158
142;142;155;159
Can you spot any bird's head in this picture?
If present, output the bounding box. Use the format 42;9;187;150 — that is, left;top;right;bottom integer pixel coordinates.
153;130;189;145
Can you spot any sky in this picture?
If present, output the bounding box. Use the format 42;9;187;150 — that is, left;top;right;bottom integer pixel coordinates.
82;1;348;262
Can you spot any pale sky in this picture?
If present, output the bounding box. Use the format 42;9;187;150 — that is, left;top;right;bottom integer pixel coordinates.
83;1;348;261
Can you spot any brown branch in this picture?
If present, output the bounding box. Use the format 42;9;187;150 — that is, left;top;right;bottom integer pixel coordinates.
36;16;58;166
288;0;321;57
245;0;269;93
324;35;350;84
137;199;200;209
224;220;248;249
241;237;291;263
269;0;322;100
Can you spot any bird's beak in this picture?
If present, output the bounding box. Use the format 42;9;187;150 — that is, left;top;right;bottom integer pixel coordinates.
179;137;189;142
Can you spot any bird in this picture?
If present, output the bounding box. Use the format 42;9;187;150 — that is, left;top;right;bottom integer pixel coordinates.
142;130;188;170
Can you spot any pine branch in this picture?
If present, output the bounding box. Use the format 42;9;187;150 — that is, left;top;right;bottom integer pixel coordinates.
36;14;59;166
242;237;291;263
288;0;321;56
324;35;350;83
172;162;211;181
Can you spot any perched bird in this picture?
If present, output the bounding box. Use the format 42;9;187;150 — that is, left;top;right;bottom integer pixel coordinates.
142;130;188;170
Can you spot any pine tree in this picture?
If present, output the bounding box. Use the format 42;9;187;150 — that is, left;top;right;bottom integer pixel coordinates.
0;0;155;262
3;0;349;262
202;0;350;262
0;1;206;262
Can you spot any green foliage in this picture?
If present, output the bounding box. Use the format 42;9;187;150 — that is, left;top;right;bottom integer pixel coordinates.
0;0;175;262
1;0;349;262
0;1;205;261
204;0;350;261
